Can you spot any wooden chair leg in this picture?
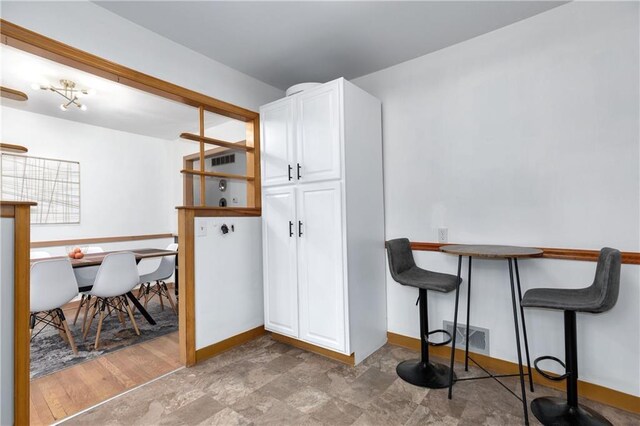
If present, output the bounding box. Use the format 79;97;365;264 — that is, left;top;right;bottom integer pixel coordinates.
52;310;69;342
114;298;126;327
59;309;78;355
124;297;141;336
82;295;92;333
163;282;177;315
94;304;106;350
83;299;98;340
73;294;85;325
157;281;165;311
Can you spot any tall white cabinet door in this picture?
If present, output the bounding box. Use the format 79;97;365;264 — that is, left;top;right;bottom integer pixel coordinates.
261;99;295;187
296;81;342;184
296;182;346;352
262;186;299;337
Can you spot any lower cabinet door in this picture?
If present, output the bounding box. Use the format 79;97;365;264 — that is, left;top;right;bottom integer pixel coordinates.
262;186;299;337
296;181;347;353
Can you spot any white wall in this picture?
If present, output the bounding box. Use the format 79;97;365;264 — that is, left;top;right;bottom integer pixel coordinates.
354;2;640;396
1;107;179;241
0;218;14;426
194;217;263;350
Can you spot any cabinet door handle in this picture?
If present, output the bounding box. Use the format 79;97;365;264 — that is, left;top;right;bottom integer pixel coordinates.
289;221;294;237
297;163;302;180
298;221;303;237
288;165;293;181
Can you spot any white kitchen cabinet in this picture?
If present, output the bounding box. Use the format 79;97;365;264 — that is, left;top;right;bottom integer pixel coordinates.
260;78;386;365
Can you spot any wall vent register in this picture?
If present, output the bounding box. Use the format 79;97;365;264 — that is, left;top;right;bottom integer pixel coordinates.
211;153;235;167
443;320;490;356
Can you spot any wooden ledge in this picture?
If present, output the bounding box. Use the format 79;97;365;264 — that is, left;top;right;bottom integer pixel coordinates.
1;201;36;218
31;233;175;249
180;133;254;152
404;241;640;265
1;142;28;153
175;206;261;217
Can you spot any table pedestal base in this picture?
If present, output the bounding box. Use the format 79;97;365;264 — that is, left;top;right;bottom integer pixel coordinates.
397;360;456;389
531;397;612;426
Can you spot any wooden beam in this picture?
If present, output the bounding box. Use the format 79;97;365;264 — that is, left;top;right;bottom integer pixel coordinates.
0;86;28;101
30;233;174;248
177;208;196;366
175;206;261;217
198;107;206;207
180;133;255;152
14;204;33;425
246;117;261;209
181;169;255;182
0;143;28;153
182;141;247;162
0;19;258;122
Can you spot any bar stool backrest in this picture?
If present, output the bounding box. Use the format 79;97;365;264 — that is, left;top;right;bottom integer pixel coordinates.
589;247;621;313
386;238;417;281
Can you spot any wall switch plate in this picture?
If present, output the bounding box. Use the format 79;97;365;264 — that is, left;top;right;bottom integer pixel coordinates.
196;223;207;237
438;227;448;243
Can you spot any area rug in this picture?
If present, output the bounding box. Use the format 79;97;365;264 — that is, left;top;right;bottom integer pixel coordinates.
30;299;178;379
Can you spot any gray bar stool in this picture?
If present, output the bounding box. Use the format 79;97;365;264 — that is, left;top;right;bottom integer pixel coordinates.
521;247;621;426
386;238;462;388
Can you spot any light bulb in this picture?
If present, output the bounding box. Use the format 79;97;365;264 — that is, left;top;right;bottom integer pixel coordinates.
60;104;68;111
80;104;87;111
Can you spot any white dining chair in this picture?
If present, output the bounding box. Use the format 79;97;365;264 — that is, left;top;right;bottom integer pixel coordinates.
30;258;80;354
73;246;104;329
83;252;141;349
30;251;51;259
137;243;178;315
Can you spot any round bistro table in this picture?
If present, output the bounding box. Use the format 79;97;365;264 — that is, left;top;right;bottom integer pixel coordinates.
440;244;543;426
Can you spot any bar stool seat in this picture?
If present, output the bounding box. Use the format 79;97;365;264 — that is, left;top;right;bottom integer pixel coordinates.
521;247;620;426
392;266;460;293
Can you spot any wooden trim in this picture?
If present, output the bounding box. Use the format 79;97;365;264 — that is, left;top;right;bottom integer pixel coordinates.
246;117;261;209
0;143;28;153
181;169;255;182
30;233;174;248
0;19;257;122
0;86;28;101
270;332;355;366
180;133;255;152
178;208;196;366
183;142;247;162
1;201;36;218
195;326;266;363
406;242;640;265
387;332;640;414
175;206;261;217
14;204;32;425
198;107;206;207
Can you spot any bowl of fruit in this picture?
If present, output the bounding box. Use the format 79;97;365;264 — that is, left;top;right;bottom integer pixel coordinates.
68;247;84;259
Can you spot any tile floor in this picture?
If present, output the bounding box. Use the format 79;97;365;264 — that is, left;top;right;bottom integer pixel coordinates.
65;335;639;425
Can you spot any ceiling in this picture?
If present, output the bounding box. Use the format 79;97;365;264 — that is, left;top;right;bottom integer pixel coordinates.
0;45;232;140
95;1;567;90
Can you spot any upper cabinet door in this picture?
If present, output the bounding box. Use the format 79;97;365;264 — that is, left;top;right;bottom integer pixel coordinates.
261;98;295;187
262;186;299;337
296;181;346;353
296;81;342;184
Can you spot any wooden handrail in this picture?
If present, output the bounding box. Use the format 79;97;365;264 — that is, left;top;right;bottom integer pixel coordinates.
403;241;640;265
180;169;255;181
180;133;255;152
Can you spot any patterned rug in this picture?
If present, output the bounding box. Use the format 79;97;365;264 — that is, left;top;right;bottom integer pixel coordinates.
30;299;178;379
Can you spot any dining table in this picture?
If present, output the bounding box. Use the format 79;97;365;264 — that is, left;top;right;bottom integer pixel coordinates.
30;248;178;326
440;244;543;426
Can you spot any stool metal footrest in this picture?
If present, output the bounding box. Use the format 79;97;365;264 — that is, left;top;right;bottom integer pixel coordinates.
534;356;570;381
426;329;452;347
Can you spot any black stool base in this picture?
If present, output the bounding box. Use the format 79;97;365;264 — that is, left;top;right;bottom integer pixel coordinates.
531;397;612;426
397;359;456;389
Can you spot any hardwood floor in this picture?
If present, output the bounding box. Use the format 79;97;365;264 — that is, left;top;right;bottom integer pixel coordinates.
30;330;181;425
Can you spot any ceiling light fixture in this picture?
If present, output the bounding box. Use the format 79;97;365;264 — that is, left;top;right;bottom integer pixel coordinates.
32;79;93;112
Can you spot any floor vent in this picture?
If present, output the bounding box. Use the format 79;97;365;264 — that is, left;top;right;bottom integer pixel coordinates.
443;320;490;356
211;153;235;167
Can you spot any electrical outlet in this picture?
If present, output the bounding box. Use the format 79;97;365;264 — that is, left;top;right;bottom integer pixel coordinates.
196;222;207;237
438;227;448;243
